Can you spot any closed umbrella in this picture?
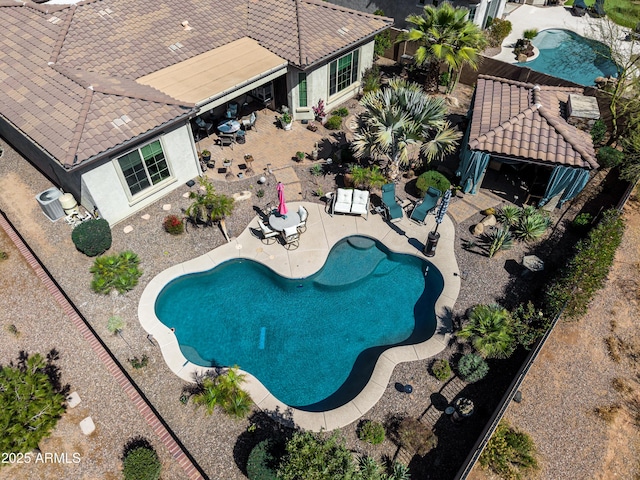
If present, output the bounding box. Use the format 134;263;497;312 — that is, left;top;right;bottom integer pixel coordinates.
277;182;288;216
432;188;452;235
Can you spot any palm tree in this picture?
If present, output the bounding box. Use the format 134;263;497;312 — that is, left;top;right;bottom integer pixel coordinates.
191;377;219;415
398;3;486;93
185;176;235;241
458;304;516;359
210;192;235;242
352;78;460;179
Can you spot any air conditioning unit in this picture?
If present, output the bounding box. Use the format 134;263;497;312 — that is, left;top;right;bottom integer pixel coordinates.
35;187;65;221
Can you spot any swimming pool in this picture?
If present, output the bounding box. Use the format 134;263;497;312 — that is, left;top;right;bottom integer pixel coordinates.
516;29;618;86
154;236;443;411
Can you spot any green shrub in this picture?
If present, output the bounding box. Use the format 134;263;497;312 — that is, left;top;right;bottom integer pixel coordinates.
71;218;112;257
107;315;125;334
438;71;451;87
325;115;343;130
513;210;549;242
590;119;606;146
432;359;452;381
358;420;386;445
511;301;549;349
458;304;515;359
0;251;7;261
90;251;142;294
332;107;349;117
256;189;265;198
495;205;521;227
123;445;161;480
416;171;450;197
597;146;624;168
457;353;489;383
545;210;625;319
571;212;593;231
361;65;381;94
480;421;538;479
128;354;149;369
523;28;538;40
163;214;184;235
486;227;513;258
486;18;512;47
247;440;279;480
310;164;324;177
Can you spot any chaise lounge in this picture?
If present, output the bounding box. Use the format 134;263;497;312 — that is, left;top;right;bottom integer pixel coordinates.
381;183;404;222
331;188;370;219
409;186;441;224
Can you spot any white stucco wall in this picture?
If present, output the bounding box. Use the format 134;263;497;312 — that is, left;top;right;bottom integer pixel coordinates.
80;124;199;225
291;39;375;120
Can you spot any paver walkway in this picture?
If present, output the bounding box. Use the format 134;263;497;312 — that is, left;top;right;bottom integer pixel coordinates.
272;165;303;201
447;190;503;224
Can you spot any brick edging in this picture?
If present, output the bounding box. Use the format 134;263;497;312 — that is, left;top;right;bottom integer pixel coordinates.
0;211;207;480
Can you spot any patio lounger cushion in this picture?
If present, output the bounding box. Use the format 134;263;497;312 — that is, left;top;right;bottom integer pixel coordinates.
334;188;353;214
351;189;369;215
283;226;298;237
410;186;441;224
381;183;403;221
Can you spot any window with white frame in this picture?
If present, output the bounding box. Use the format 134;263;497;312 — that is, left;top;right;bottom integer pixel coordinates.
329;49;359;96
116;140;171;197
467;5;477;22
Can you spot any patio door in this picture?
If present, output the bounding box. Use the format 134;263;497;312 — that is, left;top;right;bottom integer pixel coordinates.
273;75;288;112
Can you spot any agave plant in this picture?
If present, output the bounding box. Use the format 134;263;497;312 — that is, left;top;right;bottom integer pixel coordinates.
486;228;513;258
495;205;521;227
514;211;550;242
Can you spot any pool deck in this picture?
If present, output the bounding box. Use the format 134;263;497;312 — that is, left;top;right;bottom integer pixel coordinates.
492;4;606;64
138;201;460;432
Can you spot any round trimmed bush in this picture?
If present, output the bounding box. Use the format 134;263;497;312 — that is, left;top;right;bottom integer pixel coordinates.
596;146;624;168
358;420;386;445
71;218;112;256
432;359;452;381
163;214;184;235
458;353;489;383
416;171;450;197
123;446;161;480
247;440;279;480
325;115;343;130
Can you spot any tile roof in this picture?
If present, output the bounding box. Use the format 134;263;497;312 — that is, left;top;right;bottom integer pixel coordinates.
468;75;599;170
0;0;391;170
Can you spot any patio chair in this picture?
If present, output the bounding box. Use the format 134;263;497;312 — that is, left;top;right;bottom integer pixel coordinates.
242;112;257;132
225;102;239;120
381;183;403;222
297;205;308;233
409;186;441;225
257;219;278;245
282;226;300;250
194;117;213;140
218;133;235;149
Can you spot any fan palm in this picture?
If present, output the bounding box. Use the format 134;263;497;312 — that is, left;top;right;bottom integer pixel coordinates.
458;304;515;359
399;3;486;93
352;79;460;179
191;377;219;415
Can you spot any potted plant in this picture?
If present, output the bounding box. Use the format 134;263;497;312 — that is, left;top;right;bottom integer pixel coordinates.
295;151;305;162
201;149;211;162
279;112;293;130
312;99;327;124
223;158;232;168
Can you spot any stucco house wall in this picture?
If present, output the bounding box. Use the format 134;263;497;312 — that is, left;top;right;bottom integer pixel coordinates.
289;40;375;121
80;124;199;225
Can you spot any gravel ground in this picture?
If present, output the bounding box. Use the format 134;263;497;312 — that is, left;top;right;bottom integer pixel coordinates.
0;103;629;479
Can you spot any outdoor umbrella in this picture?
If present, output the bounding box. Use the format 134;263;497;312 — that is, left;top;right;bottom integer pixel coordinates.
432;188;452;235
277;182;288;216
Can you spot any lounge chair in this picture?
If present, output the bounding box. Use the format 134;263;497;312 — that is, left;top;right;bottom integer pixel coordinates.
381;184;403;222
409;186;441;224
331;188;370;219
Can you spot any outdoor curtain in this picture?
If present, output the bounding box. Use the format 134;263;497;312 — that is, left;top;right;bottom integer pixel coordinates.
539;165;591;208
456;149;490;194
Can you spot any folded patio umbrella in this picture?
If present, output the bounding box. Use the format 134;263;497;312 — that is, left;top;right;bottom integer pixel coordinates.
277;182;288;216
432;188;452;235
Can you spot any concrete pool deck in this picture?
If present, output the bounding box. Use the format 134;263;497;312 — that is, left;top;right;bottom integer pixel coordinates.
138;201;460;431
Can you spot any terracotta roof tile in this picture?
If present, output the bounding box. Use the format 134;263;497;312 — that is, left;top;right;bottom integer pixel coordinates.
468;75;598;169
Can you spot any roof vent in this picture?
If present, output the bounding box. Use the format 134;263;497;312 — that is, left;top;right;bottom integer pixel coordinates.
181;20;192;31
48;16;61;24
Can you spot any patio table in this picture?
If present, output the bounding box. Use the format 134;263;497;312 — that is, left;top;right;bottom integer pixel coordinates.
268;212;301;232
217;120;241;134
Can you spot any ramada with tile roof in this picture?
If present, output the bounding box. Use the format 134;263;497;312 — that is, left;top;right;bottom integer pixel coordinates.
0;0;392;224
458;75;599;206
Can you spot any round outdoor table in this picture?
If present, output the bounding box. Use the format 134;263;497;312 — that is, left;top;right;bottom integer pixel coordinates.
268;212;300;232
217;120;241;134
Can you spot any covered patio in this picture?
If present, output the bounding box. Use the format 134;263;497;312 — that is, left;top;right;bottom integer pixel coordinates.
455;75;600;209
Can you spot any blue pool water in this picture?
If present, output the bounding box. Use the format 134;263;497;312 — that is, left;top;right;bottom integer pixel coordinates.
516;29;618;86
155;236;443;411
